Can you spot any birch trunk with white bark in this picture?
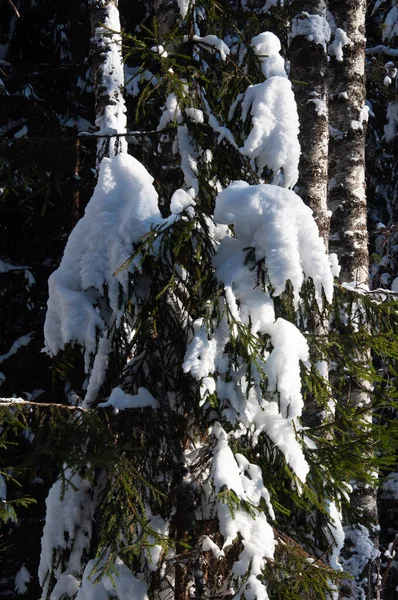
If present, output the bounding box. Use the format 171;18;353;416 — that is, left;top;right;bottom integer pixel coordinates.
328;2;380;598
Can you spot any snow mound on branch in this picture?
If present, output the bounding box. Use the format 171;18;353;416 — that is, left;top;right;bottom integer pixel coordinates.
184;181;333;482
251;32;287;79
240;78;300;188
239;31;300;188
214;181;334;306
211;424;275;599
44;154;162;402
383;6;398;42
39;470;96;599
76;557;149;600
98;386;159;410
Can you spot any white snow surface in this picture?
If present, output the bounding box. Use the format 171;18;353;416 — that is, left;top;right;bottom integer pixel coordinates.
341;525;379;599
326;501;344;571
145;514;168;571
0;333;32;363
383;6;398;42
329;28;352;62
240;77;300;188
192;34;230;61
212;425;274;599
39;470;96;599
14;564;31;595
177;0;193;19
239;32;300;188
385;101;398;142
44;153;163;405
291;13;331;52
380;471;398;498
251;32;287;79
75;556;149;600
157;93;199;196
184;181;333;482
98;386;159;410
214;181;334;306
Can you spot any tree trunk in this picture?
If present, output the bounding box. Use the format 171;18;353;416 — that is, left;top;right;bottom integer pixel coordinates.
289;0;330;244
89;0;127;161
328;0;368;286
328;3;380;599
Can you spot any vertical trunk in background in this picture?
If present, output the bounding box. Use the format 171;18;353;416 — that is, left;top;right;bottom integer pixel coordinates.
328;0;368;286
89;0;127;160
328;2;379;599
289;0;330;245
288;1;331;429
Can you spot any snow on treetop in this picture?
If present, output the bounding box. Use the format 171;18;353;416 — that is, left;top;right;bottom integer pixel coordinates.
214;181;334;306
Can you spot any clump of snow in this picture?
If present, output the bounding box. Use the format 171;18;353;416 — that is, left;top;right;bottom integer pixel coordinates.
146;514;168;571
0;333;32;363
184;181;333;482
263;318;310;419
239;34;300;189
329;28;352;62
240;77;300;187
177;0;193;19
380;471;398;498
39;470;96;599
202;535;224;558
291;13;331;52
385;101;398;142
98;386;159;410
192;35;230;61
252;400;309;482
214;181;334;306
383;6;398;42
14;565;31;595
158;93;199;196
211;424;275;597
329;253;341;277
14;125;28;139
151;45;168;58
341;524;379;597
44;153;163;406
76;556;149;600
325;501;344;571
170;188;196;215
251;32;287;79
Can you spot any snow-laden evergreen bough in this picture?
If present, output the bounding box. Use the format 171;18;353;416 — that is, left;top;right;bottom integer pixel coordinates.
40;6;341;600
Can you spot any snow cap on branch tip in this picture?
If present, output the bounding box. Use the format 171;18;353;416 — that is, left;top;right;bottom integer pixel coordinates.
251;31;287;79
214;181;334;307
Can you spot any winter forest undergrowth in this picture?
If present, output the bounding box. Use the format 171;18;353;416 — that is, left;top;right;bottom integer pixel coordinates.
1;0;398;599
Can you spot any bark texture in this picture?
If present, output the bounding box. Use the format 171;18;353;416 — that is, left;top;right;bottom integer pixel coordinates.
328;0;368;286
289;0;330;244
329;3;379;599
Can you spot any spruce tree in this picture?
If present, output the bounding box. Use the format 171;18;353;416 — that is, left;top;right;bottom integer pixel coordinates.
1;1;398;599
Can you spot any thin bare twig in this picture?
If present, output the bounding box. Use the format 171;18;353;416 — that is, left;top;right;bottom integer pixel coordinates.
7;0;20;18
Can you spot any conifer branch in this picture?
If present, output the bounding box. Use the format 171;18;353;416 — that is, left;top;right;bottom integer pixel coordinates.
0;398;87;411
